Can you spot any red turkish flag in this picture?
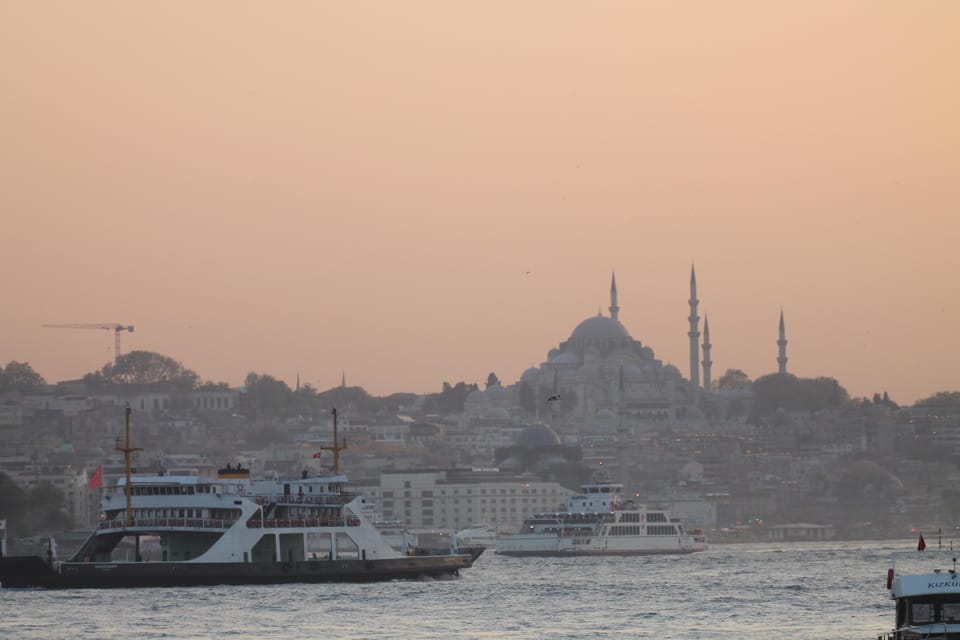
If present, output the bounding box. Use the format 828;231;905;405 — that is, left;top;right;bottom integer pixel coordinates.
918;534;926;551
89;464;103;490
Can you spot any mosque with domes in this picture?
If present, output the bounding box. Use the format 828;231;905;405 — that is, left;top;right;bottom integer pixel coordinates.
519;271;695;423
463;268;790;431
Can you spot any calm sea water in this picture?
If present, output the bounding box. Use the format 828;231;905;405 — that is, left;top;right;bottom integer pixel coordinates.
0;539;909;639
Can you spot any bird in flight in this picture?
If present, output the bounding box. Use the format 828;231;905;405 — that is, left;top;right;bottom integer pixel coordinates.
547;394;560;402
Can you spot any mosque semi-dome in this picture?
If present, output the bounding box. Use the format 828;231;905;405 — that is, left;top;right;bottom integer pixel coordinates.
520;366;541;382
548;351;581;366
570;315;632;340
486;384;512;402
517;424;562;448
484;407;511;420
466;389;486;403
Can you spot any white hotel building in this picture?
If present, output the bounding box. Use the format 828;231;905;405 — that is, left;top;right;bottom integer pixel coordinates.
361;469;577;533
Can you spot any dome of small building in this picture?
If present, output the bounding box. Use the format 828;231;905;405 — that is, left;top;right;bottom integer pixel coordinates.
623;364;645;377
484;406;510;420
466;389;486;403
516;423;562;448
499;456;524;472
549;351;581;365
570;315;631;340
520;366;541;382
486;384;512;402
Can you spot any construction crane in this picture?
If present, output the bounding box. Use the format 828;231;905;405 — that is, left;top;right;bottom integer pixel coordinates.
42;323;135;365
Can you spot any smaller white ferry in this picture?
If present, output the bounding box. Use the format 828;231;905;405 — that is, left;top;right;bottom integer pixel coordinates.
880;544;960;640
495;479;707;556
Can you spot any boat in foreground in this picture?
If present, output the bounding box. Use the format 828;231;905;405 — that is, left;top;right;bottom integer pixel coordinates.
495;478;707;556
879;546;960;640
0;409;477;589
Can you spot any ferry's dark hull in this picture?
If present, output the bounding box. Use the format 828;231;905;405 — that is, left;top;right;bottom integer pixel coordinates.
0;554;473;589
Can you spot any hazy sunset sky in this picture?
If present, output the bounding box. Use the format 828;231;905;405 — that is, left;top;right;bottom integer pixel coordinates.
1;2;957;404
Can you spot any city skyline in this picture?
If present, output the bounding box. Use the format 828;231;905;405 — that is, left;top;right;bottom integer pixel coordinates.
2;2;957;404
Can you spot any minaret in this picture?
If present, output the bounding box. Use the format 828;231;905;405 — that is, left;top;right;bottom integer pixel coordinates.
777;309;788;374
341;370;346;388
609;271;620;321
688;265;701;394
701;316;712;392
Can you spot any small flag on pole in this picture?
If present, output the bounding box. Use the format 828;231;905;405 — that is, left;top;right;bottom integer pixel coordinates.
918;534;927;551
312;452;322;459
89;464;103;490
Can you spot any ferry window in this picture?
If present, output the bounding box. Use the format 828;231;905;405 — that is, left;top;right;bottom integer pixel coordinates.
911;603;935;624
943;603;960;622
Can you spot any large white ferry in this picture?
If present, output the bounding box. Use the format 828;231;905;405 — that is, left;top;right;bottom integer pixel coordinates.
0;409;477;588
495;479;707;556
880;545;960;640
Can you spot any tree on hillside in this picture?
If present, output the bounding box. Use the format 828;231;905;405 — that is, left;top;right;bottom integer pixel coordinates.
380;392;418;413
241;373;293;414
0;361;46;392
422;381;478;414
0;471;25;524
88;351;199;388
751;373;849;414
916;391;960;406
717;368;751;391
0;472;73;537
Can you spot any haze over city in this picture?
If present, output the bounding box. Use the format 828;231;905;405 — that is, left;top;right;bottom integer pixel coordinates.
2;2;957;404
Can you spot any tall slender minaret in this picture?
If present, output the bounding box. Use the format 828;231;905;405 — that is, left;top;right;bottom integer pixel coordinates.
609;271;620;321
341;370;347;388
688;265;700;394
777;309;788;374
701;316;712;392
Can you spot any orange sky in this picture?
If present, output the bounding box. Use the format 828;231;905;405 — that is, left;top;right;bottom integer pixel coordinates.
1;2;957;404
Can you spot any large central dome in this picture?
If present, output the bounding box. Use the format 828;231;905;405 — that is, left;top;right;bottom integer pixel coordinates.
570;315;632;340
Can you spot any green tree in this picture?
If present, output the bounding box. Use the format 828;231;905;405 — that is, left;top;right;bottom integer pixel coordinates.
94;351;199;388
0;472;26;530
717;368;750;391
751;373;849;414
0;361;46;392
241;373;293;414
916;391;960;406
0;473;73;536
427;381;478;414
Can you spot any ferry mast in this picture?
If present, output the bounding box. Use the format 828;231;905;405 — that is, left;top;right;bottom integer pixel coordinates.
318;407;347;474
115;406;142;527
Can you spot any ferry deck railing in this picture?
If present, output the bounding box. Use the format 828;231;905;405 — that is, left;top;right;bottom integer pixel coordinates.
99;517;234;531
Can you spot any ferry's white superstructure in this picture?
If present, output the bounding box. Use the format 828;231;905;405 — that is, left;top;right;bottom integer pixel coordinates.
0;408;478;588
495;481;707;556
880;548;960;640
